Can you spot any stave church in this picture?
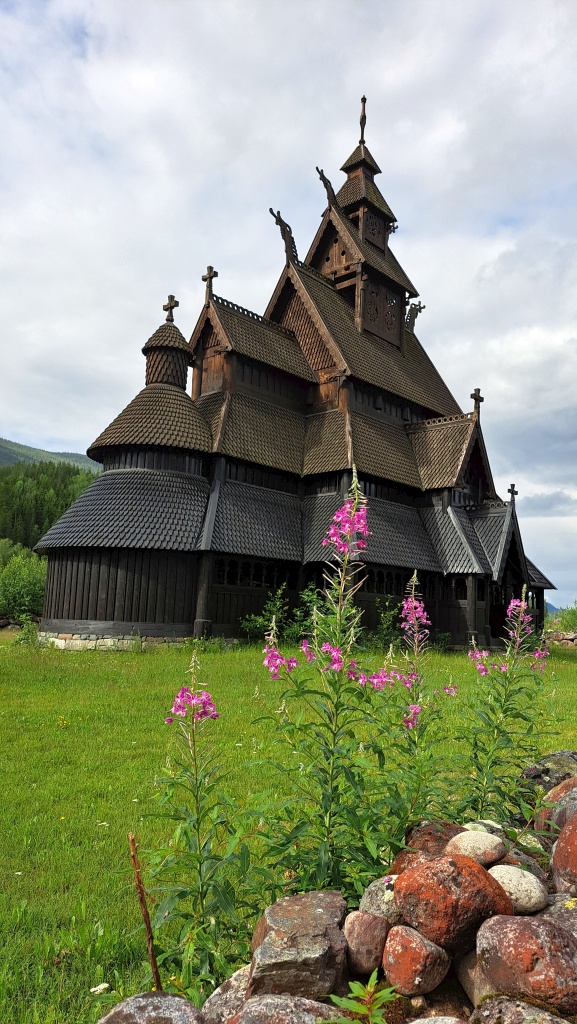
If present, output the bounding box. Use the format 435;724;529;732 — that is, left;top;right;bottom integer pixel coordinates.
38;99;554;647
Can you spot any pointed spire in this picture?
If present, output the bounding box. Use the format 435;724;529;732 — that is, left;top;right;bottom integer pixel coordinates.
359;95;366;144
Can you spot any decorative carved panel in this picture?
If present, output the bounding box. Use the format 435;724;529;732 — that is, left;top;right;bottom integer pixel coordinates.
362;280;402;346
364;211;385;250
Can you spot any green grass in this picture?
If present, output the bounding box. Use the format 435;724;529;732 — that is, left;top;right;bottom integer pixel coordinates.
0;636;576;1023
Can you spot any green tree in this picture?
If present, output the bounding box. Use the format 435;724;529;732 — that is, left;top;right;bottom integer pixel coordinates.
0;551;47;618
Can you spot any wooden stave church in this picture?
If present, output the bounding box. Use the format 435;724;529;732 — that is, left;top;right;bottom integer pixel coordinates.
37;101;554;645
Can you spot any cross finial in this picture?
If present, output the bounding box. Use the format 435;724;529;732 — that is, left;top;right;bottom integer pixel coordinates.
202;265;218;304
163;294;179;323
359;95;367;145
508;483;518;503
470;387;484;416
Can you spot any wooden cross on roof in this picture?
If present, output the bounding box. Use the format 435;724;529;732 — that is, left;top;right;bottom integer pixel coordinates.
508;483;518;504
163;294;179;323
202;265;218;304
471;387;484;416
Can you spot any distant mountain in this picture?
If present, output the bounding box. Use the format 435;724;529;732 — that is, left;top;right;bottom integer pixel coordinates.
0;438;99;471
546;601;559;614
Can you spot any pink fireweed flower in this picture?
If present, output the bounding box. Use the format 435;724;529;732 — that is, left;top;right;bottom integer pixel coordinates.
285;657;299;673
263;644;287;679
443;685;458;696
357;673;368;687
301;638;316;662
321;644;343;672
403;704;423;729
165;687;218;724
500;664;508;673
321;498;370;556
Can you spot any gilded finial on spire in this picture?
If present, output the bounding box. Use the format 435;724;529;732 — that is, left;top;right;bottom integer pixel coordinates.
163;294;179;323
359;95;367;145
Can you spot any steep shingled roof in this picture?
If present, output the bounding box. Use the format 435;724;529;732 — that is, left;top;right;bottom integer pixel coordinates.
341;144;381;174
335;174;396;221
36;469;209;551
219;393;304;474
88;384;213;459
350;413;422;489
293;264;462;416
526;558;555;590
328;206;418;295
212;296;317;382
303;410;349;475
408;414;476;489
211;480;302;560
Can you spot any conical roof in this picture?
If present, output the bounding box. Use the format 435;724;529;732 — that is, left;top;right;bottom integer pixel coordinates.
87;383;213;460
340;143;381;175
142;321;191;357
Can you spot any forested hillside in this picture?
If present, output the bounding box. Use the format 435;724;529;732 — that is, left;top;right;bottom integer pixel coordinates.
0;462;96;549
0;437;99;470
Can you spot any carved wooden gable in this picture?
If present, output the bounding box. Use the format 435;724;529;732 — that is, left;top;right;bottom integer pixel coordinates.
312;224;356;279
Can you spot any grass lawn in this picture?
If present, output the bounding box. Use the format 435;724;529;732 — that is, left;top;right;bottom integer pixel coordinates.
1;634;576;1024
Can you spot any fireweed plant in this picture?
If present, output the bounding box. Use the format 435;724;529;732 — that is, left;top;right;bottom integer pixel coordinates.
456;591;554;823
257;475;460;899
146;652;278;1004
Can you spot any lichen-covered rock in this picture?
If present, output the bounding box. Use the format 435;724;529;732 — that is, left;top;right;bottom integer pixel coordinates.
462;820;506;839
393;854;513;951
551;812;577;895
521;750;577;794
247;891;347;1000
469;994;565;1024
487;865;548;913
201;965;250;1024
404;820;466;856
358;875;404;925
343;911;390;975
389;849;433;875
476;914;577;1014
534;775;577;834
382;925;450;995
444;831;506;866
96;992;205;1023
410;1018;466;1024
455;950;495;1007
537;893;577;938
228;994;337;1024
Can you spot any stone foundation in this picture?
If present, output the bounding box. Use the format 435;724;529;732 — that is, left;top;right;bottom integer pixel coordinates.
38;631;190;651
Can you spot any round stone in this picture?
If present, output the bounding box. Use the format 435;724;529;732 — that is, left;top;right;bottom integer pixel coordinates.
445;830;506;866
488;865;548;913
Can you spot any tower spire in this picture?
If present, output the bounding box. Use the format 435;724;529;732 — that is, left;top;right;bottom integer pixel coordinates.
359;95;367;145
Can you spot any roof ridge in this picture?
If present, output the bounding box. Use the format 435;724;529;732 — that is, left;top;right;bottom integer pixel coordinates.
213;294;297;338
406;412;474;432
295;260;338;289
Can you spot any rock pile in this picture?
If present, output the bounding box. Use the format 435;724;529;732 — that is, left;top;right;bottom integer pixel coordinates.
98;759;577;1024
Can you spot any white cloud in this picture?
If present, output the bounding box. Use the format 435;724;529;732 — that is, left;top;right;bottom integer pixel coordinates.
0;0;576;597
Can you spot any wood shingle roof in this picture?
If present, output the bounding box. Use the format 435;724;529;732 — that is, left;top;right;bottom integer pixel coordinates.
211;296;317;382
88;383;213;460
408;414;476;489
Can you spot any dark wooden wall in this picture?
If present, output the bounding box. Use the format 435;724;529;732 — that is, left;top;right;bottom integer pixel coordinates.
43;548;198;626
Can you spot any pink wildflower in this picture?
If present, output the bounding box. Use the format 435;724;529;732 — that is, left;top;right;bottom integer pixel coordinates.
321;499;370;557
263;644;286;679
443;685;458;696
403;704;423;729
165;687;218;724
301;638;316;662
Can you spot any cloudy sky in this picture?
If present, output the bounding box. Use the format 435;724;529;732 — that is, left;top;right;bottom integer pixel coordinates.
1;0;576;605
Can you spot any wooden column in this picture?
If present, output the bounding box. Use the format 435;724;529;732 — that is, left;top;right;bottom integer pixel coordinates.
466;573;477;644
193;553;213;637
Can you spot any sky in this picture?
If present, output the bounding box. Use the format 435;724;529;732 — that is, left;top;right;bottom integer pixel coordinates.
1;0;576;605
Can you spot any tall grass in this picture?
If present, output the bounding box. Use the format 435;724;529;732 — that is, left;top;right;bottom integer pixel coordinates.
0;636;575;1023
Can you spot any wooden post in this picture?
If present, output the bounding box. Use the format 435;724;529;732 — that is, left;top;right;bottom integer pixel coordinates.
128;833;162;992
466;573;477;645
193;552;213;637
